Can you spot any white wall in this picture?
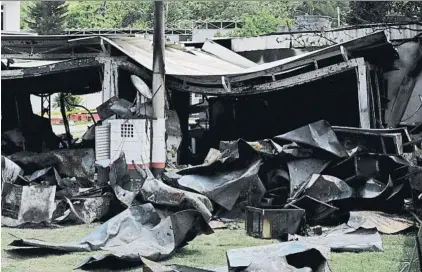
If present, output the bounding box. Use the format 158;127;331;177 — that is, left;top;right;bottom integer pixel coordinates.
2;1;20;31
192;28;233;42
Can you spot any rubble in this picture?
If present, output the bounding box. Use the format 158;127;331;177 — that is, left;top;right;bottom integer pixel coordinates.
2;30;422;271
226;242;330;272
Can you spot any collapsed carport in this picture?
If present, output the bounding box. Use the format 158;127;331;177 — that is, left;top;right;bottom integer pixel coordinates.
0;31;409;165
2;29;422;272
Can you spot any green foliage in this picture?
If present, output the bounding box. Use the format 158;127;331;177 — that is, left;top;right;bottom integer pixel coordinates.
231;10;288;37
294;1;349;19
20;1;420;35
25;1;68;34
390;1;422;21
52;94;83;111
347;2;393;24
346;1;422;24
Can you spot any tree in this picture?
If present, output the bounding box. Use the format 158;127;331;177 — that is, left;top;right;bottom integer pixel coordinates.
231;8;293;37
25;1;68;34
53;94;83;112
346;1;422;25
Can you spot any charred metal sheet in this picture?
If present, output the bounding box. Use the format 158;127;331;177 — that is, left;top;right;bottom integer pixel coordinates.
1;184;56;227
76;209;212;269
66;193;113;224
10;203;212;266
386;41;422;127
1;58;101;80
177;140;264;210
208;220;227;230
202;39;256;68
354;156;380;178
275;120;348;158
245;207;305;238
9;148;95;181
301;174;354;203
226;241;330;272
295;224;383;252
285;195;339;224
108;152;213;218
1;156;23;186
25;167;58;185
332;126;405;155
96;96;120;120
96;96;137;120
171;265;220;272
2;129;25;153
202;148;223;165
287;158;331;198
167;58;366;96
357;178;393;199
347;211;413;234
107;153;138;207
166;110;183;166
103;36;246;77
140;177;213;221
109;99;135;119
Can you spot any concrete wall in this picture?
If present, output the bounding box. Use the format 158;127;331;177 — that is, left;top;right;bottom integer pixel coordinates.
2;1;20;31
230;24;422;51
192;28;233;42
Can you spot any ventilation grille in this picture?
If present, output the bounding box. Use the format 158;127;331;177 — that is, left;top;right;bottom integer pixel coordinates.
120;123;134;138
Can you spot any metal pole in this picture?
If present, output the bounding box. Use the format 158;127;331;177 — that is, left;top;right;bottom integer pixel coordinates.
151;0;166;176
337;7;341;27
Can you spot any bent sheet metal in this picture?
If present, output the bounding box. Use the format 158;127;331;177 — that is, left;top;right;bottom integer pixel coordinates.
9;203;212;269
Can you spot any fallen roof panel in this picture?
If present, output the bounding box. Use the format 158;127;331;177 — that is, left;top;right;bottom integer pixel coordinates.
104;31;396;86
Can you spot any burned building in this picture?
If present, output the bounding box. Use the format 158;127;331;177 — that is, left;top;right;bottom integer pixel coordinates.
2;28;422;271
1;30;421;165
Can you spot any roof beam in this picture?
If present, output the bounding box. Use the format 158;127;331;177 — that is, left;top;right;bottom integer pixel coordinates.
169;58;365;96
2;58;101;79
1;53;105;60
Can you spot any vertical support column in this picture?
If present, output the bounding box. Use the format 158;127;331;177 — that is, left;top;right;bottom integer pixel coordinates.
151;0;166;175
356;64;371;128
101;58;118;102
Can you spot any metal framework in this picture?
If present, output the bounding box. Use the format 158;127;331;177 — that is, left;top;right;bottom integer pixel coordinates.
60;20;243;37
35;94;51;119
63;28;193;36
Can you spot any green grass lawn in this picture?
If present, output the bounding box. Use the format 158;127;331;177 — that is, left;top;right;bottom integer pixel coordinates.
1;223;420;272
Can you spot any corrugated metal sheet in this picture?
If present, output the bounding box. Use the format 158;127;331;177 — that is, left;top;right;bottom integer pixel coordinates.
105;31;395;86
104;36;246;76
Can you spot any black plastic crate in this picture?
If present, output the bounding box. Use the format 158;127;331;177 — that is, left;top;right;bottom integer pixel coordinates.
245;206;305;239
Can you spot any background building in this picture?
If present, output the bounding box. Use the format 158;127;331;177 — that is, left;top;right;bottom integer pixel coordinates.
1;1;20;32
